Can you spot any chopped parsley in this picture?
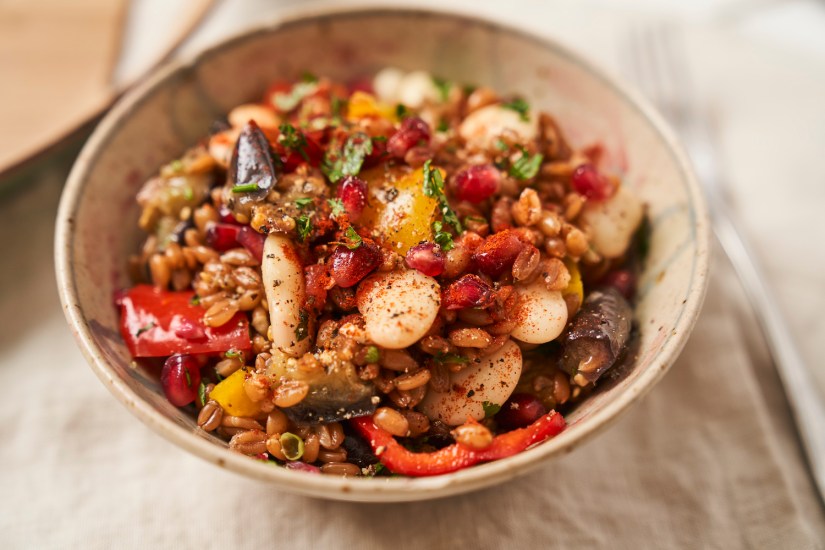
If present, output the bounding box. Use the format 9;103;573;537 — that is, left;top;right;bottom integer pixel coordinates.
294;197;314;209
482;401;502;418
437;118;449;133
184;368;192;387
169;159;184;173
225;349;243;359
295;310;310;342
189;294;200;306
432;76;451;102
432;221;454;251
135;322;155;337
197;382;208;408
364;346;380;364
273;81;317;112
296;214;312;241
509;147;543;181
422;160;462;233
322;132;373;183
330;95;346;125
327;198;345;217
231;182;261;194
343;227;362;249
278;123;309;161
502;97;530;121
462;83;477;96
434;352;468;365
301;71;318;83
182;186;194;201
395;103;409;119
494;138;509;152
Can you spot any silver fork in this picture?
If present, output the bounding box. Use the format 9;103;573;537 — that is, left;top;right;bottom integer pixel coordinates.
622;23;825;502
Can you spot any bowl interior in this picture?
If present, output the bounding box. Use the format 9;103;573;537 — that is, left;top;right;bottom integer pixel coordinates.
56;8;709;502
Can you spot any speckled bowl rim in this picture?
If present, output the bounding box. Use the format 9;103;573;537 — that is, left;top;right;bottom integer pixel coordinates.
55;4;710;502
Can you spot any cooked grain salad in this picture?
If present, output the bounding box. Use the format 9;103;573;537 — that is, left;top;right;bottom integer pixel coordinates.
119;68;645;477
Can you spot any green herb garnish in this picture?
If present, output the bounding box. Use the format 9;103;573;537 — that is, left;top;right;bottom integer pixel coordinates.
197;382;208;408
232;182;261;193
295;197;314;209
364;345;380;364
169;159;184;173
301;71;318;83
437;118;449;133
184;368;192;387
343;226;362;249
502;97;530;121
432;221;454;251
294;310;310;342
422;160;462;233
494;138;509;152
225;349;243;359
296;215;313;241
322;132;373;183
135;322;155;337
327;198;345;217
432;76;451;102
462;84;477;96
482;401;502;418
395;103;409;119
434;352;468;365
189;294;200;306
182;186;194;201
273;81;317;112
509;148;543;181
279;123;309;161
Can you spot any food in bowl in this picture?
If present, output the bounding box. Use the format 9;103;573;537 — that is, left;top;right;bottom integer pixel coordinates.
118;68;644;477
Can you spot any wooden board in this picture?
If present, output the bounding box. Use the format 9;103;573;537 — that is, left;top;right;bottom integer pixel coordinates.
0;0;214;178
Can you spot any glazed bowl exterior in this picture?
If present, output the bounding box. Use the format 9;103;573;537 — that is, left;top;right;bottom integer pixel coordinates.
55;6;710;502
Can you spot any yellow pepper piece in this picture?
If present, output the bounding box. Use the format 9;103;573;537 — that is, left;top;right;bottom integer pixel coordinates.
358;165;443;255
563;258;584;303
209;369;260;417
346;91;397;122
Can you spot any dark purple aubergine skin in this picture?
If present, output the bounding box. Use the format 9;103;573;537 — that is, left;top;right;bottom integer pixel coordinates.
560;287;632;385
228;121;278;208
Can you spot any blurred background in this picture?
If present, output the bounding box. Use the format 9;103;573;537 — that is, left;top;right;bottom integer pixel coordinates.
1;0;823;547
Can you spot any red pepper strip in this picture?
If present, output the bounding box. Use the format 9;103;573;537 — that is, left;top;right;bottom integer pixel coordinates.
351;412;566;477
116;285;251;358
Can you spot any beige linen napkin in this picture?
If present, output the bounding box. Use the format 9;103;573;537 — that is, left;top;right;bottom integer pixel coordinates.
0;167;822;549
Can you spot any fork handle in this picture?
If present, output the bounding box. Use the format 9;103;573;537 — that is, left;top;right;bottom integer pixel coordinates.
714;208;825;501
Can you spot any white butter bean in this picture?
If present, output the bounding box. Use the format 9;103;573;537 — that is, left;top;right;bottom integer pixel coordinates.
373;67;405;104
579;185;644;259
510;279;568;344
397;70;440;108
262;234;311;357
458;104;538;150
356;269;441;349
418;341;522;426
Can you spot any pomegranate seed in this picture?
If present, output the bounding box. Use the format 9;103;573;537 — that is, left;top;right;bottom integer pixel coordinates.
285;461;321;474
336;176;368;221
205;223;241;251
571;163;613;201
172;317;207;342
472;230;525;278
454;165;500;203
218;205;240;224
600;269;636;300
405;243;446;276
442;274;494;310
387;117;431;158
330;240;382;288
304;264;331;312
161;354;202;407
497;393;547;430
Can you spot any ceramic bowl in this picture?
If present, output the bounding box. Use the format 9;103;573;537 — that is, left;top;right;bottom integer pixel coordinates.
55;6;710;502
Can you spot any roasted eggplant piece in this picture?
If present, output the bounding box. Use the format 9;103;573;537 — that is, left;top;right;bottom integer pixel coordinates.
560;287;632;386
228;121;278;210
268;353;376;424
